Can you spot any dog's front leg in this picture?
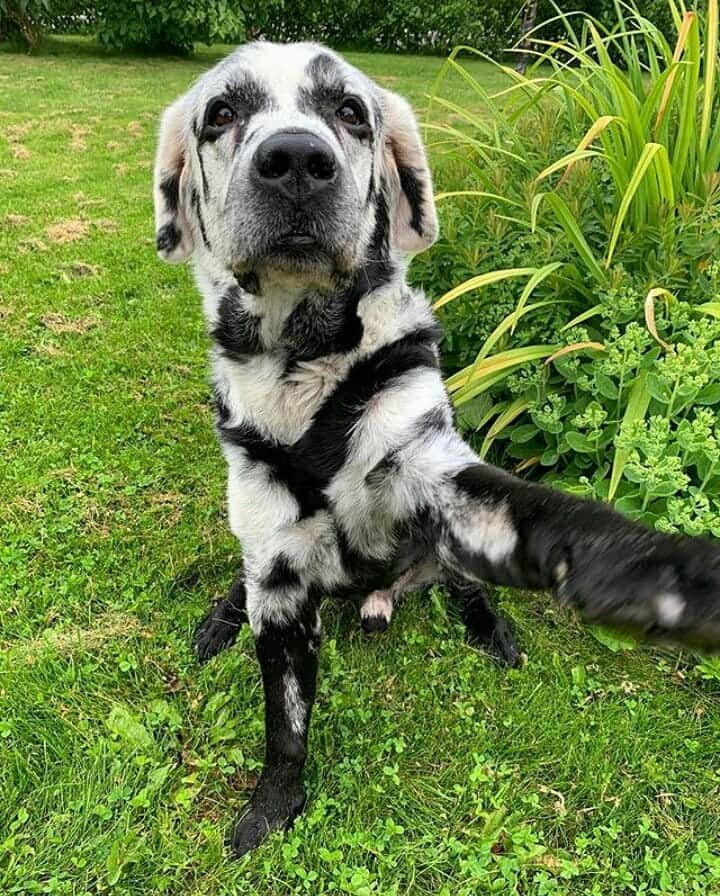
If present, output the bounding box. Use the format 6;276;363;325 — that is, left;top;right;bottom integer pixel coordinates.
439;462;720;648
231;583;320;857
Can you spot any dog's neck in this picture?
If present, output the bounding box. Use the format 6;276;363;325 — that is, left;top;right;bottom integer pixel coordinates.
194;254;412;363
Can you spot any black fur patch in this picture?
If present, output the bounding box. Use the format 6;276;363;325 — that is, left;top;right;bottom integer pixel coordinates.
212;287;263;360
156;222;181;253
197;148;210;201
397;164;424;236
299;53;372;141
200;80;274;145
263;555;302;591
280;189;394;371
361;614;389;633
236;271;260;294
191;187;211;250
217;417;327;519
292;325;441;481
281;291;364;364
159;172;180;214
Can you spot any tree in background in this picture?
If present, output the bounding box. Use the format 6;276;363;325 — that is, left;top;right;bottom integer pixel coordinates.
515;0;539;72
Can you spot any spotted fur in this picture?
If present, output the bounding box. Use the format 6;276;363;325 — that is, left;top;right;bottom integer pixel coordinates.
155;41;720;858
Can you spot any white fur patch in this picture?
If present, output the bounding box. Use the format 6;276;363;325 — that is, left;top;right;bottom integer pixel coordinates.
656;592;685;627
283;671;307;736
445;486;518;567
360;591;394;622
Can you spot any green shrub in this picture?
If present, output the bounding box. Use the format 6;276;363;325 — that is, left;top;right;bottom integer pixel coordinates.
1;0;678;56
93;0;244;53
422;0;720;536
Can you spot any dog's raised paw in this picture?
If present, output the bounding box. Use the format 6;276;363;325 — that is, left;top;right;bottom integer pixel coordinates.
470;616;522;668
193;597;246;663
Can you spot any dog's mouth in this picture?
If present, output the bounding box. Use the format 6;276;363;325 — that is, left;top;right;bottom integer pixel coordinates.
257;228;338;271
273;232;321;250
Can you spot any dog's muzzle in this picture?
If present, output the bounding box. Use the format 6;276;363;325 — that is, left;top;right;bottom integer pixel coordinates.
253;129;337;203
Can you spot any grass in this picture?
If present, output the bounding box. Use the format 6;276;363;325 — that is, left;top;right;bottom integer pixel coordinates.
1;34;720;895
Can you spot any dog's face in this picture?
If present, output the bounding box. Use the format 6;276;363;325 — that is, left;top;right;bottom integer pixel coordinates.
153;42;438;283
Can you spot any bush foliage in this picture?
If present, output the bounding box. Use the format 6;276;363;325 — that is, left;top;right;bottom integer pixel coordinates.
416;0;720;536
1;0;675;54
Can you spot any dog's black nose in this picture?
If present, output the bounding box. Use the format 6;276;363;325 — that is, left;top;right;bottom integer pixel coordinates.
254;130;337;198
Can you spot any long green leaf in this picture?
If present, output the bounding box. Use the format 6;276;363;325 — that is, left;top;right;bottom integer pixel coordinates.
479;298;565;363
605;142;663;266
700;0;719;167
561;303;604;331
608;369;651;501
447;344;557;393
480;397;532;457
543;193;607;283
509;262;564;334
697;302;720;319
433;268;536;310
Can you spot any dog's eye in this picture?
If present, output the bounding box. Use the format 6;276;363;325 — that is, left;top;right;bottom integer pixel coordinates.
336;99;366;128
208;101;236;129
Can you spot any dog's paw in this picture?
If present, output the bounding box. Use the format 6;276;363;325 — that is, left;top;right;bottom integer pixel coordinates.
193;597;246;664
470;616;523;668
230;780;306;858
557;533;720;648
359;590;393;634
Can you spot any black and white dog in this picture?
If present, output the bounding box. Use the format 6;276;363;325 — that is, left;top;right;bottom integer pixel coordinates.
153;42;720;856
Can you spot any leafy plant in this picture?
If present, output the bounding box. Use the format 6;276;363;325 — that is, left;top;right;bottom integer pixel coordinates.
93;0;245;53
424;0;720;535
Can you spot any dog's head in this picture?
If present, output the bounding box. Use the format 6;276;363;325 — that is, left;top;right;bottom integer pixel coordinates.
153;42;438;285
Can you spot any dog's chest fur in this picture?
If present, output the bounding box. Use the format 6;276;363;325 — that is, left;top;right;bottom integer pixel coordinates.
197;269;474;588
207;274;440;444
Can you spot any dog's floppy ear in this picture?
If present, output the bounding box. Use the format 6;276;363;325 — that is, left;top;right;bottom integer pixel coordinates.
153;97;194;263
379;90;438;255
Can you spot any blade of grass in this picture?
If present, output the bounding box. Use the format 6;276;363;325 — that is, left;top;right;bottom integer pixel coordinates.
545;341;606;365
700;0;718;166
509;262;564;334
447;344;557;393
697;302;720;319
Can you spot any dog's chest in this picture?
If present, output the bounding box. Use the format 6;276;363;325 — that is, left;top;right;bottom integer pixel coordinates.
212;285;421;444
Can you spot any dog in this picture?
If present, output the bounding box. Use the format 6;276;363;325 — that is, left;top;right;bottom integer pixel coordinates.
153;41;720;856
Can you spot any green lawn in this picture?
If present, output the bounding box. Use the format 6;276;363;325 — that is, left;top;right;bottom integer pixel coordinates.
1;36;720;896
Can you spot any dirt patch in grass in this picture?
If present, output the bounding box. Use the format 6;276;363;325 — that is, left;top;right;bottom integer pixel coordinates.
66;261;102;278
18;237;48;254
41;312;100;334
92;218;118;233
3;213;27;227
11;144;31;160
46;218;90;244
10;611;147;661
35;342;66;357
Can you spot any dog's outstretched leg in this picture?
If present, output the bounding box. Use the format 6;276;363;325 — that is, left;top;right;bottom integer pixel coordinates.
193;570;248;663
230;580;320;858
438;462;720;649
447;578;521;668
